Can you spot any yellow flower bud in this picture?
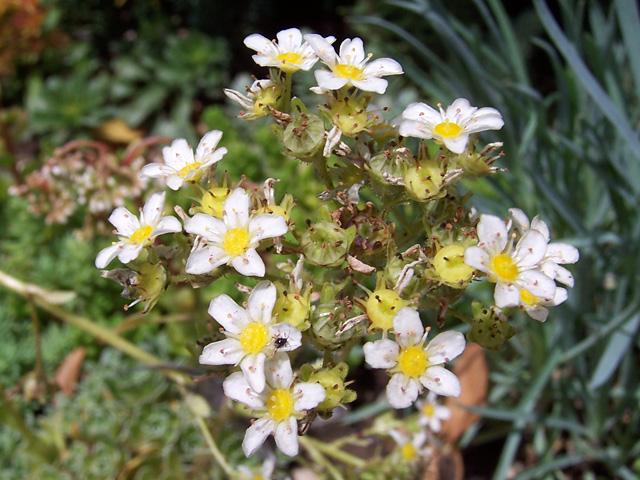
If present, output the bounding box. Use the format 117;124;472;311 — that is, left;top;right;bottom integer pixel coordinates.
432;244;474;287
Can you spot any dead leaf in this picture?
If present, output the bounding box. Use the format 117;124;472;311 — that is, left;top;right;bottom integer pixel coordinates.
347;255;376;274
97;118;143;144
55;347;86;395
441;343;488;443
423;446;465;480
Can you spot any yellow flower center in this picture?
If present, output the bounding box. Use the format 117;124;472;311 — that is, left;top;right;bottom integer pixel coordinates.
489;253;519;283
397;345;428;378
177;161;202;179
129;225;153;245
366;289;406;331
253;476;264;480
238;322;269;354
401;443;417;462
222;227;250;256
266;388;295;422
277;52;303;72
334;63;364;81
434;121;463;139
200;187;229;218
433;244;474;285
422;403;435;418
520;289;539;306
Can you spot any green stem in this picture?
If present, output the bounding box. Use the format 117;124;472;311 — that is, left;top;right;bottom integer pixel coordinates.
312;153;334;190
193;415;236;477
282;72;293;113
27;301;47;389
301;436;367;469
299;436;345;480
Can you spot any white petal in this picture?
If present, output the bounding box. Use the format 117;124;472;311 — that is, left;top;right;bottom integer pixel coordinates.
314;69;349;91
140;163;175;179
494;282;520;308
224;88;253;109
195;130;223;163
392;307;424;347
274;417;299;457
463;246;491;274
425;331;465;365
293;382;325;411
208;294;249;334
464;107;504;133
508;208;530;232
550;287;568;306
363;58;403;77
109;207;139;236
402;102;441;124
270;323;302;351
530;216;550;242
95;243;122;269
241;353;267;393
304;33;338;65
516;270;556;302
163;138;194;170
363;339;399;369
249;214;288;243
185;245;229;275
276;28;302;51
351;77;388;94
232;249;266;277
185;213;226;243
421;366;460;397
513;230;547;268
223;188;250;229
152;216;182;236
386;374;420;408
338;38;365;64
117;244;143;264
436;405;451;420
524;305;549;322
542;262;574;287
429;417;442;432
248;281;277;324
446;98;473;119
199;338;243;365
477;214;508;253
141;191;165;227
166;175;184;191
244;33;278;55
442;134;469;154
242;417;275;457
265;352;293;389
545;243;579;264
398;119;432;139
223;371;265;409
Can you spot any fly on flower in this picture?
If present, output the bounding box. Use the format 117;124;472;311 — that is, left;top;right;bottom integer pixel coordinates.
200;281;301;392
140;130;227;190
363;307;466;408
184;188;288;277
304;35;403;94
399;98;503;154
95;192;181;268
223;354;325;457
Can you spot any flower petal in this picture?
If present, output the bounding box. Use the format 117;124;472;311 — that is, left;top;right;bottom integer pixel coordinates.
464;107;504;133
270;323;301;351
442;134;469;154
393;307;424;347
351;77;388;94
185;245;229;275
249;214;288;243
274;417;299;456
265;352;293;389
208;294;249;334
546;243;579;265
163;138;194;170
223;371;265;408
109;207;139;237
248;281;277;324
477;214;508;254
524;305;549;322
95;243;122;269
140;163;175;179
166;175;184;191
293;382;325;412
185;213;226;243
276;27;302;51
386;374;420;408
199;338;243;365
241;353;267;393
314;69;349;91
223;188;250;229
244;33;277;55
421;366;460;397
530;216;550;242
195;130;223;163
141;191;165;227
402;102;441;124
363;339;399;369
117;244;143;264
425;330;466;365
516;270;556;302
550;287;568;306
513;230;547;268
398;119;432;139
242;417;275;457
363;58;403;77
494;282;520;308
463;246;491;274
338;37;365;64
541;262;574;287
508;208;530;232
304;33;338;65
232;248;266;277
152;216;182;236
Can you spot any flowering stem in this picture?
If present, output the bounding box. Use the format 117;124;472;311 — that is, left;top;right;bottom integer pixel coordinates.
193;415;236;477
282;72;293;113
300;436;366;469
299;436;345;480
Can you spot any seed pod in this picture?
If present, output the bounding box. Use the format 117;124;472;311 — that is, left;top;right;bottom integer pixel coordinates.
301;221;356;267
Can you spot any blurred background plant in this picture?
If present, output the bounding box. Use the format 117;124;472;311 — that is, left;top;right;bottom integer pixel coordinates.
0;0;638;478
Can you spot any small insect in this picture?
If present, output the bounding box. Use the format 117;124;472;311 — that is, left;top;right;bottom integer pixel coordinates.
273;335;289;350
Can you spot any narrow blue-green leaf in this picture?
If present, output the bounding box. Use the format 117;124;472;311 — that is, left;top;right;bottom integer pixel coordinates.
615;0;640;100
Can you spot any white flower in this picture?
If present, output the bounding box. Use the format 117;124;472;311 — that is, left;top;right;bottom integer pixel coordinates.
200;281;301;393
304;35;403;94
389;429;432;463
517;286;569;322
508;208;579;287
223;354;325;457
399;98;503;154
184;188;288;277
464;214;557;308
140;130;227;190
417;392;451;432
95;192;181;268
244;28;334;73
224;79;280;120
363;307;465;409
237;452;275;480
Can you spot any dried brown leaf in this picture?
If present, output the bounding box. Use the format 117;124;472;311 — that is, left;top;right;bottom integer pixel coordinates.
54;347;86;396
423;446;465;480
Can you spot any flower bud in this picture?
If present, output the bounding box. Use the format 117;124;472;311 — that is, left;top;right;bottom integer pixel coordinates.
195;187;230;218
366;288;406;331
328;96;370;137
301;221;356;267
299;362;356;415
274;289;311;330
432;244;474;287
102;262;167;313
403;159;445;201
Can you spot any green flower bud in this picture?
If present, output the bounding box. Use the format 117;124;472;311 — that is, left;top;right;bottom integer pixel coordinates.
102;262;167;313
432;244;474;288
274;289;311;330
403;160;445;201
194;187;229;218
366;289;406;331
301;221;356;267
368;147;412;186
282;112;325;159
467;302;515;350
300;363;356;415
329;96;370;137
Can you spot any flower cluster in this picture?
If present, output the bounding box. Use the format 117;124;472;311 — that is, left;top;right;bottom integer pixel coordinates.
93;26;579;475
